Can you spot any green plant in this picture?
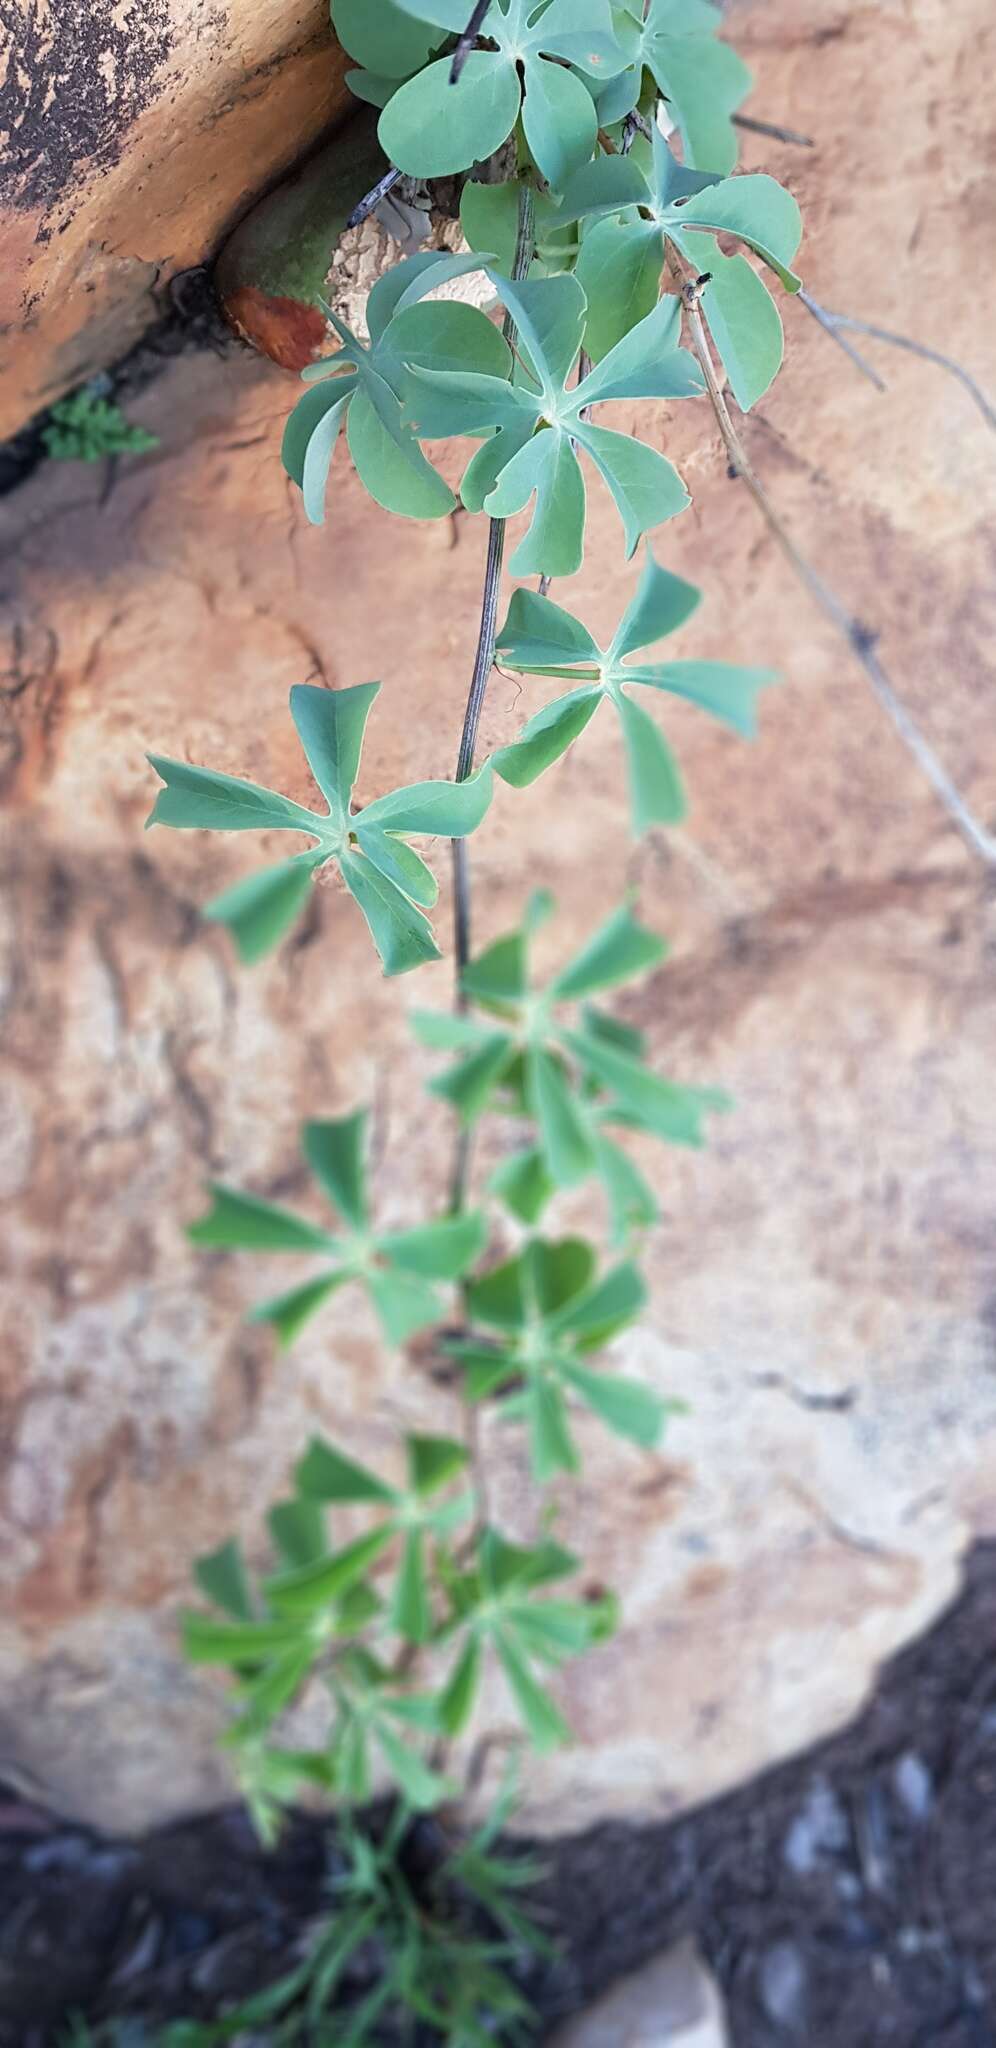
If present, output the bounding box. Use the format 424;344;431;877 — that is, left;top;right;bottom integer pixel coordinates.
62;2015;243;2046
147;679;492;971
241;1803;544;2046
42;389;158;462
139;3;804;2038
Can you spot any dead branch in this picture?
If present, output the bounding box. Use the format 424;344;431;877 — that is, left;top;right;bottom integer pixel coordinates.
666;250;996;865
799;289;996;431
734;112;814;147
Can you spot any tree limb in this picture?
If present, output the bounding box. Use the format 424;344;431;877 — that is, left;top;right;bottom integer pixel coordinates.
346;165;403;232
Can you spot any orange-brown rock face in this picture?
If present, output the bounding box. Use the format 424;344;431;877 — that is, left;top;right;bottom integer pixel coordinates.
0;0;353;437
1;0;996;1836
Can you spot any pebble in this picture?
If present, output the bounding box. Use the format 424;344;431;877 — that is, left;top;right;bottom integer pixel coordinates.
893;1751;933;1821
758;1940;807;2032
546;1939;729;2046
23;1832;95;1874
782;1774;849;1874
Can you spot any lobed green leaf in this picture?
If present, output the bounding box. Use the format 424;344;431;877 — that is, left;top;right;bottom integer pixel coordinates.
265;1527;394;1617
303;1111;369;1230
552;903;667;1001
188;1185;335;1254
295;1437;397;1506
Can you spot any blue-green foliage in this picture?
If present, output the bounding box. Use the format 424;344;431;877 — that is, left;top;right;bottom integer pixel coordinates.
181;892;716;1816
146;679;492;973
492;548;777;829
139;6;805;2038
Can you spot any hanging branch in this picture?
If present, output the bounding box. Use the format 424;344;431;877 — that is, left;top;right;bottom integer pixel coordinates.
665;250;996;866
799;289;996;431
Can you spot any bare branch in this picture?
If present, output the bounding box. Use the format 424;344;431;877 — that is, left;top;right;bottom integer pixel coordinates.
733;112;814;147
666;250;996;866
799;288;996;431
797;290;886;392
450;0;493;83
346;165;402;231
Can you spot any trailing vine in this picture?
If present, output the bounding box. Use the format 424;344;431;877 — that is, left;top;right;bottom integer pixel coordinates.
138;3;843;2038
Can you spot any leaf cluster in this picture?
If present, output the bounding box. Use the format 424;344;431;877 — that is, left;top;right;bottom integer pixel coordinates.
491;546;775;829
145;547;769;978
364;0;628;190
253;1802;542;2047
283;249;509;526
567;123;802;407
332;0;756;183
146;678;491;973
403;269;704;576
185;1436;611;1813
189;1108;486;1347
180;895;713;1817
59;1801;544;2046
279;176;800;561
415;893;728;1239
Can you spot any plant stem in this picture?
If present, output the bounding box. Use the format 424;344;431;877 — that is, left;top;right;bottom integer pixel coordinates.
347;165;403;231
449;181;536;1213
666;249;996;867
450;0;493;83
733;111;814;147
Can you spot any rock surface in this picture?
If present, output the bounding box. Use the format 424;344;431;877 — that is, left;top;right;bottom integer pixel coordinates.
1;0;996;1837
0;0;354;437
214;109;387;367
546;1943;728;2048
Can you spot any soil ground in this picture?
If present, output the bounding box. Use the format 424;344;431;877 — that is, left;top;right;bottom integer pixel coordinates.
3;1542;996;2046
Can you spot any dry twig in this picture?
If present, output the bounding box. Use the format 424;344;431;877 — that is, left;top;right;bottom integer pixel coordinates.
665;251;996;865
799;289;996;431
733;112;814;147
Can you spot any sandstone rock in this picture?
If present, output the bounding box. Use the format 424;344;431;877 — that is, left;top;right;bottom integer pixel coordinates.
214;110;386;368
546;1942;728;2048
1;0;995;1839
0;0;355;437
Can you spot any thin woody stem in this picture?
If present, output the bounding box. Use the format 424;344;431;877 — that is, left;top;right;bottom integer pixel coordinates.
797;290;886;391
449;181;536;1214
799;288;996;431
450;0;493;83
733;111;814;146
666;247;996;866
